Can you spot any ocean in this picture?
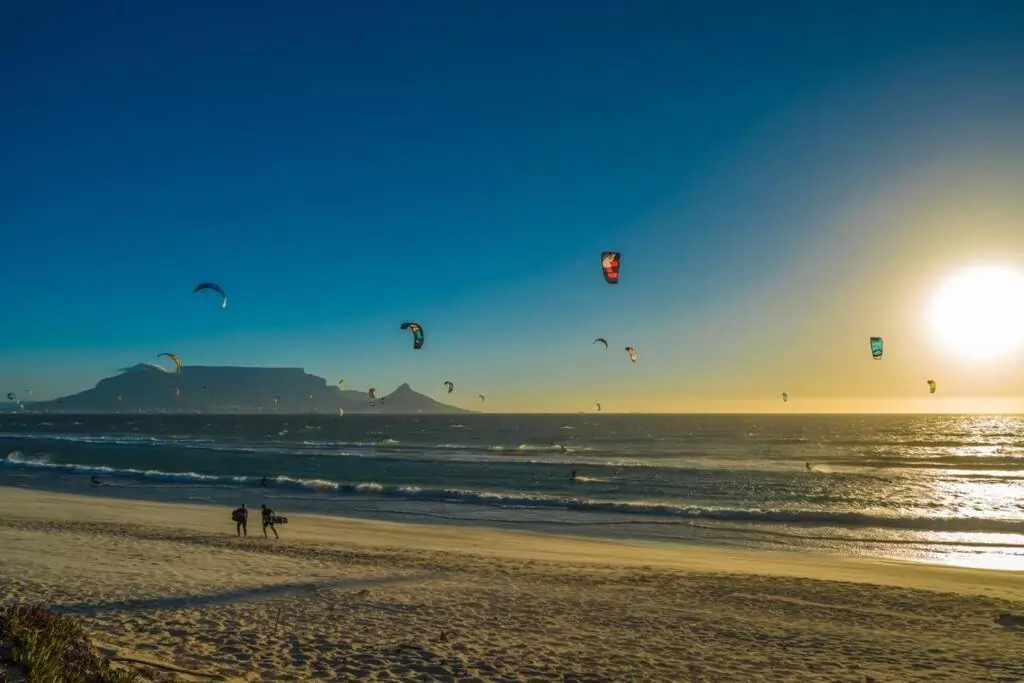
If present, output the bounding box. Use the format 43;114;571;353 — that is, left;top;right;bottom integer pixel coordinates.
1;413;1022;571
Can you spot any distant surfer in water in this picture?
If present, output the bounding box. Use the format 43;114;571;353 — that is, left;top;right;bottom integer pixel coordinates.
261;476;269;489
90;475;102;486
805;462;813;472
570;470;578;482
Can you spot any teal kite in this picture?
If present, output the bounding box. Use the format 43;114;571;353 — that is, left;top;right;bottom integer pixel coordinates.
870;337;883;360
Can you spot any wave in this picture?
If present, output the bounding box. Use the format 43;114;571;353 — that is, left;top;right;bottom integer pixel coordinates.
0;431;593;457
3;451;241;486
828;455;1024;470
5;452;1022;536
824;439;1022;448
0;432;218;447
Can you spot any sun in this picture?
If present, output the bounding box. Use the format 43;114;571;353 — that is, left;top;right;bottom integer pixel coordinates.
928;265;1024;361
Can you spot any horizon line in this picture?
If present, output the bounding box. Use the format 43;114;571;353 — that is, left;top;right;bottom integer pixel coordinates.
3;409;1024;417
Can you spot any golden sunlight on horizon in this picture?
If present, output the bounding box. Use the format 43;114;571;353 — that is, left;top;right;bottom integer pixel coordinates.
478;393;1024;414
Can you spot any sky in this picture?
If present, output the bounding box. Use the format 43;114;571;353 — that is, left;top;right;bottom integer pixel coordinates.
2;1;1024;412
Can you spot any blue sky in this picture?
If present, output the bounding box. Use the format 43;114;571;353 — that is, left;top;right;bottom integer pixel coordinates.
3;1;1024;411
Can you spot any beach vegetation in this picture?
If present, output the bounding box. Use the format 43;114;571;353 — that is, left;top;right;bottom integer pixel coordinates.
0;603;142;682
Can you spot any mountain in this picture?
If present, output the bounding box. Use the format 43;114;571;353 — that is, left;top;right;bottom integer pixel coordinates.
29;365;475;414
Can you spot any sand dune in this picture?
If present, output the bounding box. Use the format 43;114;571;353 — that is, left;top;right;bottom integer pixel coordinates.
0;488;1022;682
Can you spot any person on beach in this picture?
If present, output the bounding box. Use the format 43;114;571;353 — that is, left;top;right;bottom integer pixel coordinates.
232;504;248;537
261;504;279;539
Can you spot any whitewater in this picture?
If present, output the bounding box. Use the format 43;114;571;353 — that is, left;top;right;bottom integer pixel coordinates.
1;413;1022;570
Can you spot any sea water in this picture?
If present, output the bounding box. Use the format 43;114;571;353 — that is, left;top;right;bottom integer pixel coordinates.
1;413;1022;570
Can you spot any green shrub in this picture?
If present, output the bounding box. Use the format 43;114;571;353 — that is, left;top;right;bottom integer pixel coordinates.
0;603;142;682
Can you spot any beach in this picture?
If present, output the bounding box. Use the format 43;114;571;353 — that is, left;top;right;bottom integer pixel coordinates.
1;487;1022;682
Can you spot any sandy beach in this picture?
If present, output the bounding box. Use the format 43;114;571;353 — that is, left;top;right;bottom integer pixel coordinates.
0;487;1021;682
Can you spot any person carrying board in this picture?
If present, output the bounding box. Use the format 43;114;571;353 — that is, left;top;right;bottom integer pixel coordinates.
260;504;281;539
232;504;248;537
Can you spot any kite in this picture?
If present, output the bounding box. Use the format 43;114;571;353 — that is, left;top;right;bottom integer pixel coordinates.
625;346;637;363
927;379;936;394
368;388;377;400
593;338;608;348
595;402;602;411
338;379;347;386
444;381;454;393
782;392;789;402
870;337;883;360
478;394;485;402
272;396;280;408
601;251;621;284
157;352;182;375
5;392;15;401
401;322;424;349
193;282;227;309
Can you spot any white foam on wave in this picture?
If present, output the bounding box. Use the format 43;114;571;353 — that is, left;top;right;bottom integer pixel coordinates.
5;450;1022;536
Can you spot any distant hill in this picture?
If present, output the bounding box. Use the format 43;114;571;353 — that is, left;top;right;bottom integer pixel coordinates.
28;365;474;414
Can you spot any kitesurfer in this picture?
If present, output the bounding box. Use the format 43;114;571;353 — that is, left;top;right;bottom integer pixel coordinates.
261;504;280;539
261;476;269;489
232;504;248;537
570;470;578;482
90;475;102;486
400;321;425;349
805;462;813;472
193;281;228;308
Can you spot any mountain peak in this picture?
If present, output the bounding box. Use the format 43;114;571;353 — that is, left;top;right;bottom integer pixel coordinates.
118;363;163;374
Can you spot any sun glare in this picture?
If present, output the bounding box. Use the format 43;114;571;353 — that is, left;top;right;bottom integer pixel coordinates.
928;266;1024;361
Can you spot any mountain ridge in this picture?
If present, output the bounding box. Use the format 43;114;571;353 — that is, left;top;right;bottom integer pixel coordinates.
26;365;476;414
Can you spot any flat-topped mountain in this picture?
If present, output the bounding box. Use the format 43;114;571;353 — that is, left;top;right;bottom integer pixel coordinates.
28;365;474;414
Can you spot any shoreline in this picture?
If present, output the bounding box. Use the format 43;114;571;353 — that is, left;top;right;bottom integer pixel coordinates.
4;412;1024;576
2;487;1023;681
6;470;1024;573
1;486;1020;599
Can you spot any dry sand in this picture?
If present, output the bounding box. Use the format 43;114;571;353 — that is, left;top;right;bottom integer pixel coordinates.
0;488;1021;682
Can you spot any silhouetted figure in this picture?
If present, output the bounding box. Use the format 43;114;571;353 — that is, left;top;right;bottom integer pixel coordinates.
570;470;578;482
805;462;813;472
90;476;102;486
261;476;269;489
232;504;248;537
261;504;280;539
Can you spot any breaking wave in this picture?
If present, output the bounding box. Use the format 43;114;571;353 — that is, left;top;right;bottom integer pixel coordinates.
5;451;1022;535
